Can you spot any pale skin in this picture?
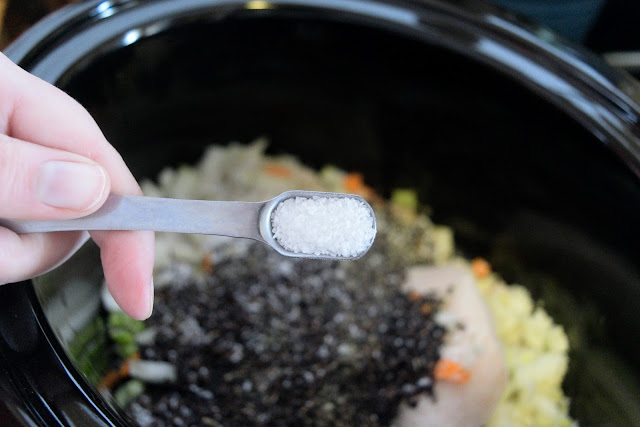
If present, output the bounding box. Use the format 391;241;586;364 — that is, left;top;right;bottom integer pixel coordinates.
0;52;155;320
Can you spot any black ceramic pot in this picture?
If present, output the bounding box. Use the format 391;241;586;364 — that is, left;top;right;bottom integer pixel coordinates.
2;0;640;425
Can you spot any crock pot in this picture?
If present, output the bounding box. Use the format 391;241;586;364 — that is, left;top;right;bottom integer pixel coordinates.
2;0;640;424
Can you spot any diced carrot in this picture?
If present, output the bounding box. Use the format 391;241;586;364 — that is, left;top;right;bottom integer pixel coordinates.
420;303;432;316
100;370;122;390
434;358;471;384
471;257;491;279
264;164;292;178
99;354;140;390
201;254;214;274
343;173;365;194
343;172;383;205
408;290;421;302
120;359;131;377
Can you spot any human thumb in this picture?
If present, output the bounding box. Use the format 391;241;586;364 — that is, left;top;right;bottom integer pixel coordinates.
0;134;110;221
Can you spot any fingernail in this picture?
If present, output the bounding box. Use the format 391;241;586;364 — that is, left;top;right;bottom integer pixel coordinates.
146;277;155;319
37;161;106;210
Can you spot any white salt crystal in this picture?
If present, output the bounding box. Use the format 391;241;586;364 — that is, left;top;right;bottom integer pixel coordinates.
271;196;376;257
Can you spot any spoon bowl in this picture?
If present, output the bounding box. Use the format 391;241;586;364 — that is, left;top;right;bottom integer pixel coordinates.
260;190;378;260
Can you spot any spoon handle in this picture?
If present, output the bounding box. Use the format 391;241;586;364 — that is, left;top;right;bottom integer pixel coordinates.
0;195;266;240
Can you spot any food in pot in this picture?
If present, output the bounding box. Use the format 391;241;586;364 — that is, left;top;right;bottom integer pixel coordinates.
91;139;573;426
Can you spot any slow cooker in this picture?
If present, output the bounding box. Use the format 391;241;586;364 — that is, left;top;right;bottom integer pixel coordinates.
2;0;640;424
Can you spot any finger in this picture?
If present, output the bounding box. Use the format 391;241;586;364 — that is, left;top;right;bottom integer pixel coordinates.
0;53;155;319
0;228;85;285
0;134;109;220
92;230;155;321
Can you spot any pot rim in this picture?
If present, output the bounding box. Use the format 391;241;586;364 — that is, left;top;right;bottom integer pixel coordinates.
3;0;640;424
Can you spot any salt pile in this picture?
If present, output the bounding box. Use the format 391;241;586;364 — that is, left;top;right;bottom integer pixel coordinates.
271;196;376;257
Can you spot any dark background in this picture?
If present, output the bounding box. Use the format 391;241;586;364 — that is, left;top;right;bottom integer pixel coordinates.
2;0;640;62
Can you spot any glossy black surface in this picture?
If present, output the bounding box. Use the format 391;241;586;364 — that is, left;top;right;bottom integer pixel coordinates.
3;0;640;425
0;282;128;425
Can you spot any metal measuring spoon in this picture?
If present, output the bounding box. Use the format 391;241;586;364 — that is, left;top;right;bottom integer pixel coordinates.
0;190;377;260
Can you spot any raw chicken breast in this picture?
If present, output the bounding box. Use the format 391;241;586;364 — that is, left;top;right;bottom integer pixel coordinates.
395;265;507;427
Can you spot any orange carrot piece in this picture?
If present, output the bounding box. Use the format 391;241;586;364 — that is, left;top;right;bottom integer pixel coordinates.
408;290;421;302
264;164;292;178
100;370;122;390
99;353;140;390
471;257;491;279
343;173;365;193
343;172;381;203
420;303;432;316
119;360;131;377
201;254;214;274
434;358;471;384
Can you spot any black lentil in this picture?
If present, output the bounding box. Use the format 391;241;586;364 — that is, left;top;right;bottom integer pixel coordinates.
128;235;445;426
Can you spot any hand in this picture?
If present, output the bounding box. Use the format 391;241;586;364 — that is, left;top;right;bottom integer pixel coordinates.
0;53;154;320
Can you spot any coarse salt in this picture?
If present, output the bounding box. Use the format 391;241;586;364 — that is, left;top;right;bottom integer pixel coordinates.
271;196;376;257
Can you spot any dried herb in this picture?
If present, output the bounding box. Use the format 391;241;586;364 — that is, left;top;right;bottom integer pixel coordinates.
129;237;444;426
